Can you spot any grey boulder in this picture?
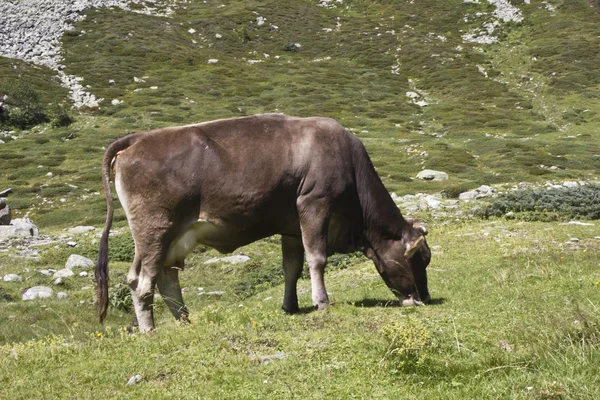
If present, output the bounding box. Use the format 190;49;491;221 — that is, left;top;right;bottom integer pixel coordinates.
22;286;53;301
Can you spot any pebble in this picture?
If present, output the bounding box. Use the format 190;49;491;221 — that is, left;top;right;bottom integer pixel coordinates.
3;273;22;282
127;374;143;386
53;269;75;279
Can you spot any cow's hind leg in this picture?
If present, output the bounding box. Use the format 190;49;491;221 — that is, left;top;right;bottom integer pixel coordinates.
281;235;304;313
157;262;189;322
127;256;159;333
297;196;330;310
127;233;167;333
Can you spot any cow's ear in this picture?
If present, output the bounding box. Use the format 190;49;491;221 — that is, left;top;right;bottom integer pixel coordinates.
405;236;425;258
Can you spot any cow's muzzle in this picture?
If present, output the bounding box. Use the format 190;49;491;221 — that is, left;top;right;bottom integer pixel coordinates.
401;293;431;307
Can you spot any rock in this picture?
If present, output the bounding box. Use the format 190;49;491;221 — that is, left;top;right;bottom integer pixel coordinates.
0;198;11;225
79;271;89;277
459;191;478;200
477;185;493;194
416;169;448;181
53;269;75;279
459;185;495;200
57;292;68;299
65;254;94;270
22;286;53;301
204;255;250;265
15;248;40;259
3;273;22;282
259;351;287;365
563;181;578;188
67;226;96;234
38;269;52;277
417;198;429;211
201;291;225;297
567;221;594;226
127;374;143;386
66;241;78;247
424;195;441;210
0;218;39;240
208;59;219;64
0;1;172;108
53;277;64;285
498;340;513;352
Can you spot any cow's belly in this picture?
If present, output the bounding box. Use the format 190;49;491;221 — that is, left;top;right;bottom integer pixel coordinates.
165;220;250;266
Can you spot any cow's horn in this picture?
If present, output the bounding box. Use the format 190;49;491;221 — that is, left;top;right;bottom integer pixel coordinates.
404;235;425;258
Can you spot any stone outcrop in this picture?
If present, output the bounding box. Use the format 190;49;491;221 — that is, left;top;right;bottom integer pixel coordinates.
0;218;39;240
0;198;11;225
0;1;175;108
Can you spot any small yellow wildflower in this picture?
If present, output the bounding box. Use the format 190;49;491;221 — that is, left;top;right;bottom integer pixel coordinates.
96;331;103;338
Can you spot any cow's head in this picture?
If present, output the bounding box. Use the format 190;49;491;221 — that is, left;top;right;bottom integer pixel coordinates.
367;219;431;305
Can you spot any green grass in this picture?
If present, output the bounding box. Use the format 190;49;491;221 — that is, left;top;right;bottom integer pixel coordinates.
1;0;600;397
1;221;599;398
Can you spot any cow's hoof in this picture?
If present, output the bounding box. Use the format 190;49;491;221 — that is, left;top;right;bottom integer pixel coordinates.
313;302;329;311
282;305;300;314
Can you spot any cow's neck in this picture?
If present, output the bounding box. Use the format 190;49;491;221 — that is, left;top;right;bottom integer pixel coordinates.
352;142;410;252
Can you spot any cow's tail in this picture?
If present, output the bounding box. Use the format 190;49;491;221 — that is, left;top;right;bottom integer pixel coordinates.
96;133;141;324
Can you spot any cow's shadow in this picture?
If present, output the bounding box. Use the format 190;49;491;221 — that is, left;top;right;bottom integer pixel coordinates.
348;297;446;308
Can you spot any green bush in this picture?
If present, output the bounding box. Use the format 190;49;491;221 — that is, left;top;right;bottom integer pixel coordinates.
1;82;48;129
380;315;431;372
108;282;133;313
50;104;74;127
478;185;600;221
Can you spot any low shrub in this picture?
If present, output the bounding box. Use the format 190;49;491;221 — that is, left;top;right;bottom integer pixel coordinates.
50;104;74;127
477;185;600;221
108;282;133;313
380;315;431;372
0;82;48;129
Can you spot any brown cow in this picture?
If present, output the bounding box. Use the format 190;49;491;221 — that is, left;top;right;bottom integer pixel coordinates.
96;114;431;332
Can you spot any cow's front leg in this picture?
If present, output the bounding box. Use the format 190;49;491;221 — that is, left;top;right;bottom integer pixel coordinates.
281;235;304;313
297;197;330;311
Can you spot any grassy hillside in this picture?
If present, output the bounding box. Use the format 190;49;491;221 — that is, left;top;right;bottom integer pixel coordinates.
2;0;600;228
1;1;599;398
